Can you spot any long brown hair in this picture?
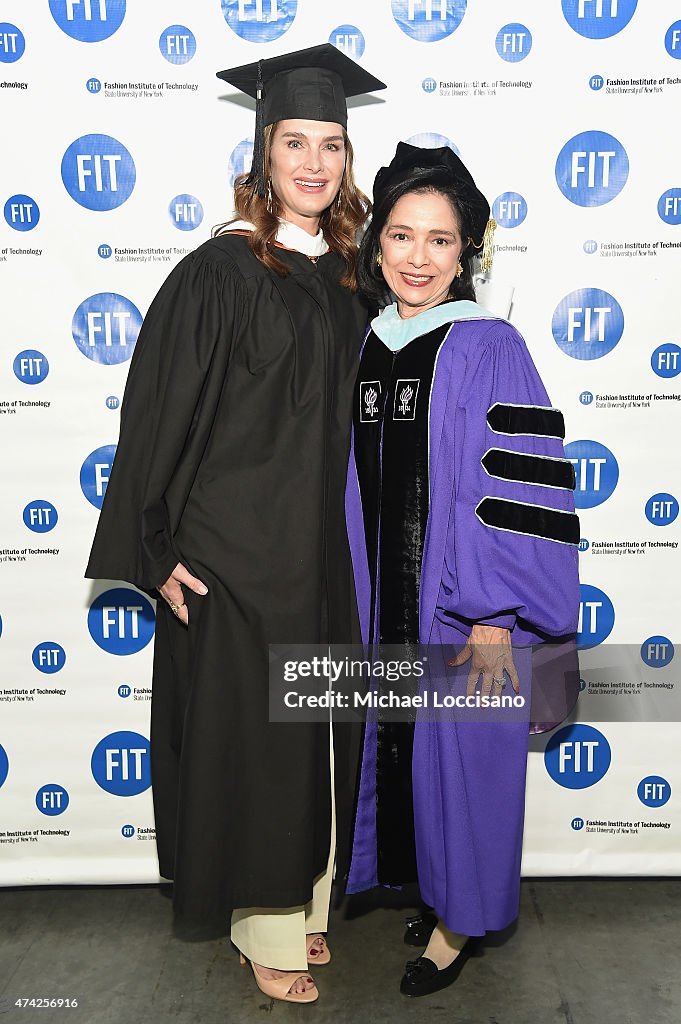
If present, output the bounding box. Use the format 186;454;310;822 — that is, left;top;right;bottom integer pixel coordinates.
218;123;369;290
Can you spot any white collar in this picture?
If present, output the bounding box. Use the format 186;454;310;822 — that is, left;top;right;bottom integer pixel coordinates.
225;218;329;258
277;219;329;257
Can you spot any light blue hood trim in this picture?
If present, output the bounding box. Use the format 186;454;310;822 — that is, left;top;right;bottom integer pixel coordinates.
371;300;499;352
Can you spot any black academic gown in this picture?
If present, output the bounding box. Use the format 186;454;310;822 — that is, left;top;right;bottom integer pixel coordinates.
85;233;366;939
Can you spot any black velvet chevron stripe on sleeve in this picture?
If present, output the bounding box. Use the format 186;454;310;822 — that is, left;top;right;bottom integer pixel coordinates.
487;403;566;439
475;497;580;545
481;449;576;490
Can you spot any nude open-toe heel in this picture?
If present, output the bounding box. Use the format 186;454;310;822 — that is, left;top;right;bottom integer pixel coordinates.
239;952;319;1004
306;933;331;965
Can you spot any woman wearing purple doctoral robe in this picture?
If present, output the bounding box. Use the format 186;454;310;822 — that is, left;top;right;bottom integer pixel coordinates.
344;143;581;997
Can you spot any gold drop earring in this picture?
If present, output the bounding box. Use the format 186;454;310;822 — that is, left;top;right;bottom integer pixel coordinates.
455;261;463;278
376;252;383;267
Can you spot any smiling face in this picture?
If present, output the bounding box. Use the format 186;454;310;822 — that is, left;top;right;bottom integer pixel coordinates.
379;189;465;319
268;118;346;235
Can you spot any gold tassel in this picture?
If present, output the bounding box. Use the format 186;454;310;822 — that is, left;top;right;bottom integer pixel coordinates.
479;217;496;274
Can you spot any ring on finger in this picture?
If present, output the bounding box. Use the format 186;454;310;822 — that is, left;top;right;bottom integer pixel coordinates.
168;600;185;617
492;676;506;688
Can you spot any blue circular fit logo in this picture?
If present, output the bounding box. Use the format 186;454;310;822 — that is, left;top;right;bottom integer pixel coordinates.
665;21;681;59
13;350;49;385
49;0;126;42
80;444;116;508
329;24;365;59
556;131;628;206
122;824;135;837
392;0;466;42
36;784;69;816
228;138;254;188
651;343;681;378
565;439;619;508
0;744;8;789
579;390;593;405
404;132;459;155
88;588;155;656
86;77;101;93
583;239;598;254
545;724;611;789
640;636;674;668
169;194;204;231
159;25;196;64
571;817;585;830
495;23;532;62
589;74;604;91
637;776;671;807
91;730;151;796
32;642;67;674
645;493;679;527
578;583;615;647
221;0;297;42
578;538;590;552
118;684;131;698
106;395;119;409
492;192;527;228
0;22;25;62
657;188;681;225
23;500;58;534
639;774;667;806
552;288;624;360
62;134;136;211
72;293;142;363
4;195;40;231
422;77;437;93
562;0;637;39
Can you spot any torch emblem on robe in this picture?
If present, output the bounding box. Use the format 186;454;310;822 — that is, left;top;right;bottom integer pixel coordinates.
393;378;420;421
360;381;382;423
399;384;414;416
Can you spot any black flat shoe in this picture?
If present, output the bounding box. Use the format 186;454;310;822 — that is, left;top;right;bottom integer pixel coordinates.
399;937;482;997
403;911;438;947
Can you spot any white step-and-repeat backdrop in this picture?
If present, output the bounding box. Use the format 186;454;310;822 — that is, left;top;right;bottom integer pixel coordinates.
1;1;679;884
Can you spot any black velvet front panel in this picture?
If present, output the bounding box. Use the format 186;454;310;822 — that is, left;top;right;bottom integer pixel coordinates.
354;324;450;886
354;333;394;641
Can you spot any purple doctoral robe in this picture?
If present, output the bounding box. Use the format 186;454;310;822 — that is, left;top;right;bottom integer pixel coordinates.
344;304;580;935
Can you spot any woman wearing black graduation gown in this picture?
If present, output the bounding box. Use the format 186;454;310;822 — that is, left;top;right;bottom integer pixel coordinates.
85;45;384;1004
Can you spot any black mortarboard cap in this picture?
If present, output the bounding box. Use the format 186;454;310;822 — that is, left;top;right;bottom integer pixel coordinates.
372;142;496;271
217;43;386;197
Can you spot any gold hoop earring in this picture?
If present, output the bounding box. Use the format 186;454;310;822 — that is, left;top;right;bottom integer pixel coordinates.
455;261;463;278
376;252;383;268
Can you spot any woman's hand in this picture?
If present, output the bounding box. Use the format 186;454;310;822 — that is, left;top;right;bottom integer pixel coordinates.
157;562;208;626
448;624;520;696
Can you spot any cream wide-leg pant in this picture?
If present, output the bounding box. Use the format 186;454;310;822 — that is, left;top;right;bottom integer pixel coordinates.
230;725;336;971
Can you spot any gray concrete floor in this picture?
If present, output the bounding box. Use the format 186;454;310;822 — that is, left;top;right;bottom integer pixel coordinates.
0;879;678;1024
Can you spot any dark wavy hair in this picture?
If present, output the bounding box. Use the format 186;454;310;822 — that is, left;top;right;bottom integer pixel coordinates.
357;166;480;307
216;123;369;290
